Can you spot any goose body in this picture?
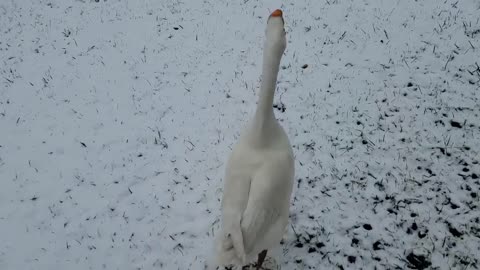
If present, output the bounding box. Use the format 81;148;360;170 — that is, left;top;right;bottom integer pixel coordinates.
214;9;294;269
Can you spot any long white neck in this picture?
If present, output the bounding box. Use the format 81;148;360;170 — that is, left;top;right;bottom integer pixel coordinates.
245;14;286;146
253;43;282;128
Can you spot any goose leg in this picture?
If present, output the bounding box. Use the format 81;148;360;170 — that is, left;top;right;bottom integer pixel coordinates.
256;250;268;270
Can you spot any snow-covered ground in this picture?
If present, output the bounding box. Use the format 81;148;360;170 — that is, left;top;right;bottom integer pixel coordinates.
1;0;479;269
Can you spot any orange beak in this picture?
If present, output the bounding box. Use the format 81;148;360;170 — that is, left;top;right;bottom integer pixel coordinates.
268;9;284;24
270;9;283;18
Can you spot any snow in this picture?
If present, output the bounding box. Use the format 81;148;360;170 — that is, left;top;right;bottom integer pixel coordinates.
1;0;479;269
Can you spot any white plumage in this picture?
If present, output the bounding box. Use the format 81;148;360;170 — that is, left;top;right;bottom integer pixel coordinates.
213;9;294;270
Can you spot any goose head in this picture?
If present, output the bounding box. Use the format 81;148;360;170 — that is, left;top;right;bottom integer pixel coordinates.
265;9;286;58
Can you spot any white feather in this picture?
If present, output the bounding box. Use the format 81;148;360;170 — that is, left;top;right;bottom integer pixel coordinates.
213;12;294;269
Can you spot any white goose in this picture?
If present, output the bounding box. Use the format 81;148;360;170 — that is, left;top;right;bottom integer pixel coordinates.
214;9;294;270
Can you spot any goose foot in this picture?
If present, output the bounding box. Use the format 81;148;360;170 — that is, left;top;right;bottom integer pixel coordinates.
255;250;268;270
